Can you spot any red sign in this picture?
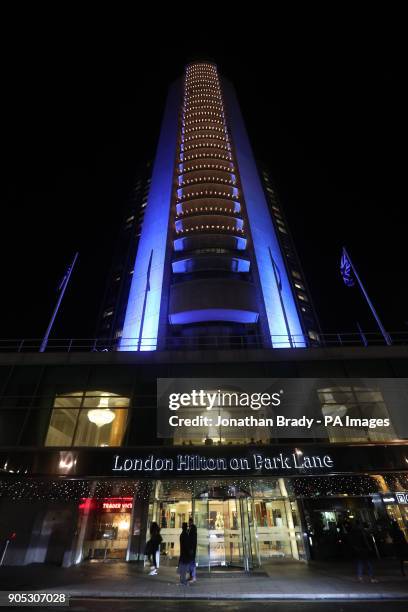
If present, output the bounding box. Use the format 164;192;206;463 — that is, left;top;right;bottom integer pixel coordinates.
79;497;133;513
102;501;132;510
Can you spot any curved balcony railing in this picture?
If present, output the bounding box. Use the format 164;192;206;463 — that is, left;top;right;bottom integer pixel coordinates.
175;214;244;233
177;189;239;204
182;109;224;118
177;184;238;201
171;253;251;274
178;173;236;187
183;132;228;144
179;161;235;175
173;234;247;252
182;142;230;154
176;200;241;216
181;151;232;163
183;118;225;128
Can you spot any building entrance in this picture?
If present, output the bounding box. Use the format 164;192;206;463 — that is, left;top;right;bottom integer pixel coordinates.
147;479;305;570
194;494;254;570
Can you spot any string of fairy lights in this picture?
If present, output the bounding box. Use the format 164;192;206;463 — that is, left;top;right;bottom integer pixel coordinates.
1;473;407;503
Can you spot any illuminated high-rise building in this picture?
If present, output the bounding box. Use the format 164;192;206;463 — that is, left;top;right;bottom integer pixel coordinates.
119;62;319;350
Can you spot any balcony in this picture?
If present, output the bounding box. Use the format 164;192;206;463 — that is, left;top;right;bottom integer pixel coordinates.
168;278;259;325
175;215;244;234
174;234;247;252
176;200;241;216
172;253;251;274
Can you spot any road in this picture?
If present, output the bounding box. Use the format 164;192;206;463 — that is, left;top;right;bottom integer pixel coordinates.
65;599;408;612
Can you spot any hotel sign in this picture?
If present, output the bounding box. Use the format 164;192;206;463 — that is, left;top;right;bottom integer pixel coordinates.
2;443;408;478
111;452;334;475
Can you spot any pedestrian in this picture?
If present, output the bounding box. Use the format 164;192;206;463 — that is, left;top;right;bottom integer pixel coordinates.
348;519;378;583
187;516;197;582
389;521;408;576
145;521;162;575
177;522;191;585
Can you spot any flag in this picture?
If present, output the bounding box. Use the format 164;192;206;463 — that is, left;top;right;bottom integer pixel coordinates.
272;257;282;293
269;249;282;292
340;248;355;287
57;263;72;292
146;250;153;291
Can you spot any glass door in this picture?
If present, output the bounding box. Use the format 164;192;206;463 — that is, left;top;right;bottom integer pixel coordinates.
194;498;210;569
194;496;255;570
238;498;255;571
208;499;227;566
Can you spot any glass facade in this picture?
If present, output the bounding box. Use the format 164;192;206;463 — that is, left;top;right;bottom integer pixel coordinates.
0;355;407;568
45;391;129;447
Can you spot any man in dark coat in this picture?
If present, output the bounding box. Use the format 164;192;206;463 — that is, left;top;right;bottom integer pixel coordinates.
178;523;191;585
348;519;377;582
390;521;408;576
188;517;197;582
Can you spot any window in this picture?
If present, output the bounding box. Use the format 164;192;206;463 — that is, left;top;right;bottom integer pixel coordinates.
103;309;114;318
297;293;308;302
45;391;129;447
317;386;396;443
291;270;301;279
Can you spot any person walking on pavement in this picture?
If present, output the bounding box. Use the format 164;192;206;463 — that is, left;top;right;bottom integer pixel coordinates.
348;519;378;583
177;522;191;586
145;521;162;575
187;516;197;582
390;520;408;576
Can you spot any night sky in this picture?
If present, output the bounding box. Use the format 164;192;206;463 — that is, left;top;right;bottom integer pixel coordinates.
1;23;405;342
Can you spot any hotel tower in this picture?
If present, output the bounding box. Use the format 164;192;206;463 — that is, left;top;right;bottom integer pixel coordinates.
118;62;319;350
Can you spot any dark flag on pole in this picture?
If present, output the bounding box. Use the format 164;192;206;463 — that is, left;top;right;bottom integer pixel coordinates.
340;248;355;287
339;246;392;346
271;255;282;292
57;262;73;293
39;252;79;353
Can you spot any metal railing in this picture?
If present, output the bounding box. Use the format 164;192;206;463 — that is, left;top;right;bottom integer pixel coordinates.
0;332;407;353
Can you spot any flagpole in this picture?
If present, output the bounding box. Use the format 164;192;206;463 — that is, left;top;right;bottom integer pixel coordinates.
343;247;391;346
39;252;79;353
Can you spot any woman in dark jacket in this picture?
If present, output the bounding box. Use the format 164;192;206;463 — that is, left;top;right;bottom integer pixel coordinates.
145;522;162;575
178;522;191;585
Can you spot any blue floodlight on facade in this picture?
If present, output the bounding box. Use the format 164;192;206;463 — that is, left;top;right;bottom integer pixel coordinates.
119;83;181;351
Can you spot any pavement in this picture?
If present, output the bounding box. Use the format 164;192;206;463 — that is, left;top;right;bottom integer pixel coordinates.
0;559;408;601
